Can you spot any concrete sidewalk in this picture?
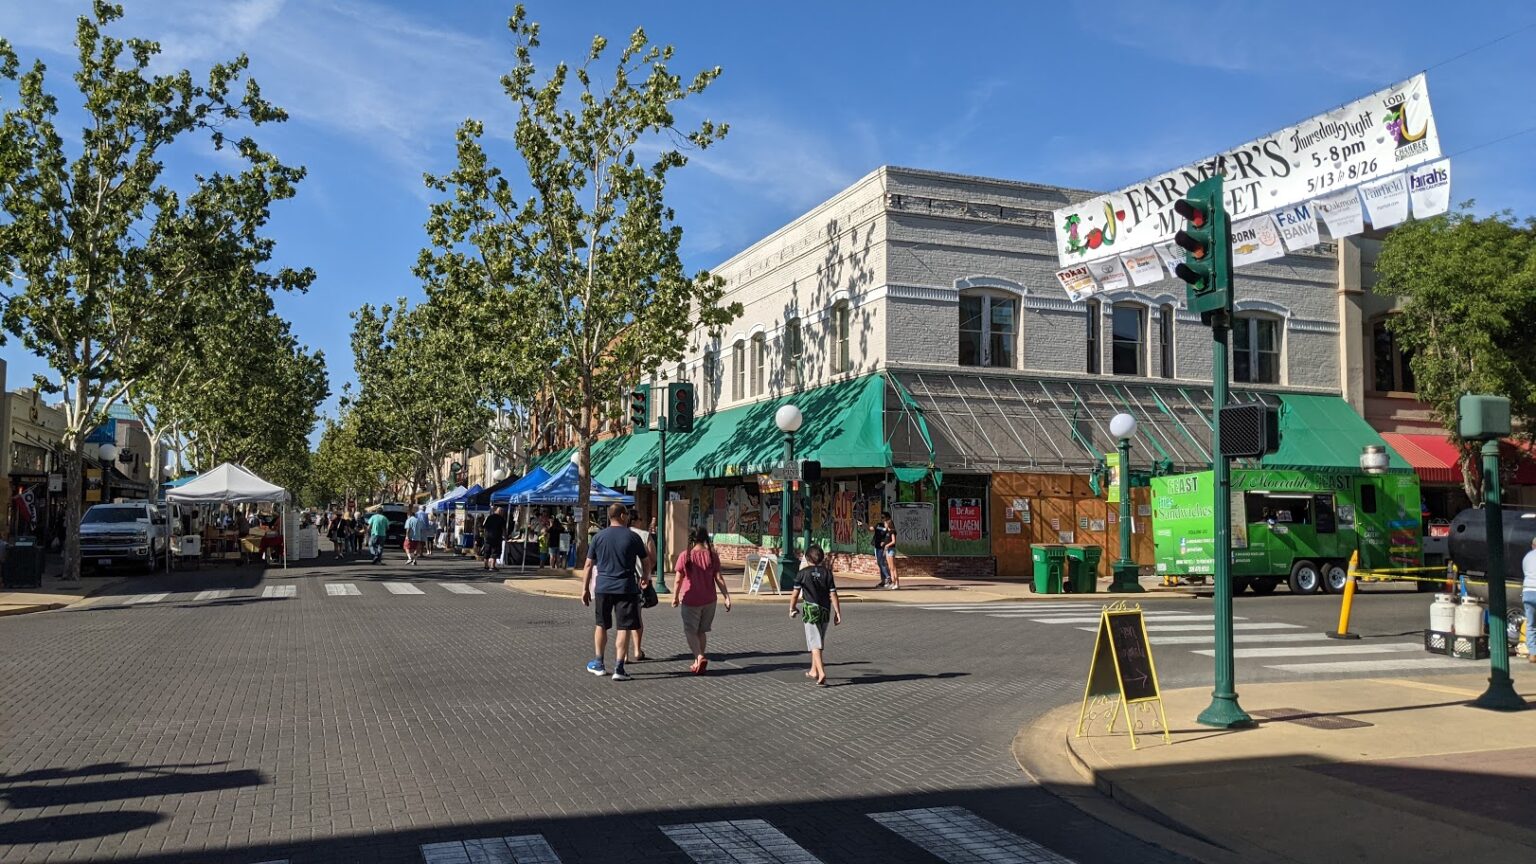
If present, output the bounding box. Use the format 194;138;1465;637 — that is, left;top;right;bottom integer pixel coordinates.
503;565;1196;604
1017;671;1536;864
0;573;125;616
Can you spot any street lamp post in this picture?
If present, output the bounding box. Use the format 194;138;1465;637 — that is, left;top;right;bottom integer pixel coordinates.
775;405;803;590
1109;413;1144;593
1472;437;1524;711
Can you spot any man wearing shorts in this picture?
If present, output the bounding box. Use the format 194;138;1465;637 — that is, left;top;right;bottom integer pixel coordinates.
581;503;655;681
403;506;426;565
789;545;842;686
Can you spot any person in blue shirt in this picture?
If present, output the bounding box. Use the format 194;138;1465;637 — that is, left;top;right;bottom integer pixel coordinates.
403;506;427;565
366;510;389;564
581;503;655;681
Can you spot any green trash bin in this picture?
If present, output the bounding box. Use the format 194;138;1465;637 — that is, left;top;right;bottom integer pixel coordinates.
1065;545;1102;594
1030;544;1066;594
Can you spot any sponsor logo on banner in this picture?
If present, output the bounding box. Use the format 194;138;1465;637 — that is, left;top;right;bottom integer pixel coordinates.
1089;256;1130;292
1119;248;1165;287
1154;242;1184;279
1052;74;1439;266
1273;203;1320;252
1359;173;1409;228
1408;159;1451;218
1231;215;1285;267
1314;189;1365;239
1055;264;1098;302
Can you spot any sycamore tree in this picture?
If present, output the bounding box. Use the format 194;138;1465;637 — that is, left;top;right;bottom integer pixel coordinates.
348;299;489;498
417;6;741;554
1374;206;1536;500
307;409;407;509
0;3;311;579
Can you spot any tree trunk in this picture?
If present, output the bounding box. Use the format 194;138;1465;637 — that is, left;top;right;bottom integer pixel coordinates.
574;397;594;563
61;439;83;582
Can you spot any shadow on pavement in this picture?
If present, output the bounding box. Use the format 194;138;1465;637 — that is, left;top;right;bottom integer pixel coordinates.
0;811;164;845
0;768;266;809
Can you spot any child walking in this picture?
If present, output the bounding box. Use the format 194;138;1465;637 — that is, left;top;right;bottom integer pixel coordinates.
788;545;842;686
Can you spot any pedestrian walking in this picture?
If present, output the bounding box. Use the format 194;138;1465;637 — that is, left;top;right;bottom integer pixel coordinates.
542;513;563;567
875;513;900;589
481;505;507;571
673;526;731;675
789;545;842;686
1522;537;1536;663
403;505;426;565
628;512;656;662
366;509;389;564
581;503;655;681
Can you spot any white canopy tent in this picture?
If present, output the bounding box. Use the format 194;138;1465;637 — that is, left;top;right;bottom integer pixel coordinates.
166;462;292;568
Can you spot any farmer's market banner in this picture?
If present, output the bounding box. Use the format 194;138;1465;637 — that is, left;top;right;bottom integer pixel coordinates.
1053;74;1440;267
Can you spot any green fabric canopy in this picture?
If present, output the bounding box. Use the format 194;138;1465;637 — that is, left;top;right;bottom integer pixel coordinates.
1261;394;1409;473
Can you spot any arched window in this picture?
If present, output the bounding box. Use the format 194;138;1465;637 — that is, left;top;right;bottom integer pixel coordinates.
832;301;851;374
731;340;745;401
1159;304;1176;379
1111;302;1145;376
751;334;766;397
1086;299;1101;373
1371;317;1414;393
702;350;718;411
783;318;802;388
958;291;1018;368
1233;314;1282;384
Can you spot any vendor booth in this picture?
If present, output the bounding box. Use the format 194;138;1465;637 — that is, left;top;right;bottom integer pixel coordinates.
165;462;292;568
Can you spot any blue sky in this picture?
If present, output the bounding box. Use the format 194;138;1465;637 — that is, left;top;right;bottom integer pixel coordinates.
3;0;1534;431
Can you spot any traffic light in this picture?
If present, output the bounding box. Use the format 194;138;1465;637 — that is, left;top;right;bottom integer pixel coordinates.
1172;175;1232;323
629;387;649;431
668;382;696;432
800;459;822;483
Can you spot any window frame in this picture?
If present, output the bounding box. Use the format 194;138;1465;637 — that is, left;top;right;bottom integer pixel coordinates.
784;317;802;388
1086;300;1101;374
1370;317;1415;395
702;350;717;411
750;334;766;397
1110;302;1146;377
1232;314;1282;385
731;340;745;401
833;302;851;374
956;291;1018;369
1159;304;1175;379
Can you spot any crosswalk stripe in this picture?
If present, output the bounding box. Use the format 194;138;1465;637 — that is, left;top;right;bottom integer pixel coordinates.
1017;613;1236;624
662;819;822;863
192;589;230;601
1193;642;1422;659
325;583;361;596
123;593;169;605
420;834;561;863
441;583;485;594
869;806;1077;863
1148;632;1342;646
917;604;1105;612
1265;656;1473;674
261;585;296;598
382;582;425;595
1075;622;1304;633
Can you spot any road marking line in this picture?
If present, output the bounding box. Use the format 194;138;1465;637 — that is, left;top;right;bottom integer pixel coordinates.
869;806;1078;863
1194;642;1423;658
1076;622;1304;633
192;590;230;601
261;585;296;598
1265;657;1472;674
920;604;1105;612
123;593;169;605
420;834;562;864
662;819;822;863
441;583;485;594
1010;613;1229;624
383;582;425;595
325;583;361;596
1150;632;1344;645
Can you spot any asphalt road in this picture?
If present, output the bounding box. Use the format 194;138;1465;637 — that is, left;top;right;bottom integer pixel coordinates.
0;555;1505;864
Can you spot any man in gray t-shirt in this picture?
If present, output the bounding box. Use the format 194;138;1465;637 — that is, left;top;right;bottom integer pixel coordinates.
582;503;655;681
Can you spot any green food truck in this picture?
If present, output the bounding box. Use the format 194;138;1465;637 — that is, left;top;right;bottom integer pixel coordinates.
1152;468;1423;595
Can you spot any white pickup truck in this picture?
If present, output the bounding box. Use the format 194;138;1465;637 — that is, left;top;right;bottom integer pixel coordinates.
79;501;173;572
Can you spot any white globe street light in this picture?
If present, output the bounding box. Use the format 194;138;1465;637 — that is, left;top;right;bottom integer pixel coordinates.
775;404;804;434
99;443;118;462
493;467;510;482
1109;412;1138;441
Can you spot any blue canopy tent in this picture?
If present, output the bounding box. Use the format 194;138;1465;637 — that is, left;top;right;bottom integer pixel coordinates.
488;467;552;504
511;461;634;506
434;484;480;512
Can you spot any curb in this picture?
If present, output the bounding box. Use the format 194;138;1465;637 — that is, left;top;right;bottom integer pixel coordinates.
0;603;67;617
1013;703;1245;864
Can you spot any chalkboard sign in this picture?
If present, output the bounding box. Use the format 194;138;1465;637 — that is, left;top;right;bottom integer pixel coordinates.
1077;604;1169;749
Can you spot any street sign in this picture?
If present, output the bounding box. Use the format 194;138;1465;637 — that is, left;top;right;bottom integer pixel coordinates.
773;461;801;482
1077;603;1169;750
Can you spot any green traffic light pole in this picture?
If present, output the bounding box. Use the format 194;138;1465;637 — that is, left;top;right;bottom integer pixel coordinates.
654;412;669;594
775;405;803;591
1472;437;1524;710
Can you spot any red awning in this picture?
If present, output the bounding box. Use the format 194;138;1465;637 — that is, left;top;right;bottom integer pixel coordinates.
1381;433;1536;486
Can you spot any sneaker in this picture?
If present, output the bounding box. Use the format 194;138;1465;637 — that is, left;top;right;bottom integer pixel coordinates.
611;665;632;682
585;659;606;676
886;583;899;590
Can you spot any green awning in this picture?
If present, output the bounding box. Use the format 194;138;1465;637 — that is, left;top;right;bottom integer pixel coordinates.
1261;394;1409;473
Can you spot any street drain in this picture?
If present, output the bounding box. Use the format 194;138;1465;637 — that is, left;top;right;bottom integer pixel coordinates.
1250;707;1373;730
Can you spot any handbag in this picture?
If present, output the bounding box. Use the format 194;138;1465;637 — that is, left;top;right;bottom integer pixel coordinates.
641;582;660;609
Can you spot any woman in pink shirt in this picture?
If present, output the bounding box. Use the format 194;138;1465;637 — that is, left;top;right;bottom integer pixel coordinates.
672;526;732;674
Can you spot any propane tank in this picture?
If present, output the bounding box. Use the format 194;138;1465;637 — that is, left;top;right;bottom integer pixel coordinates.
1430;593;1458;633
1453;596;1486;637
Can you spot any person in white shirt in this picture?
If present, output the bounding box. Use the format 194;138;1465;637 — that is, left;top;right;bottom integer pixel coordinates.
1522;537;1536;663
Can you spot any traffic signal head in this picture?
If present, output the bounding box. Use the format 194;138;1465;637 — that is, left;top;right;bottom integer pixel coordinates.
629;387;649;431
668;382;696;433
1172;175;1232;321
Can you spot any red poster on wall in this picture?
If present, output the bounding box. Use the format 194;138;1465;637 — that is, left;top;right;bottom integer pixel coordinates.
948;498;982;541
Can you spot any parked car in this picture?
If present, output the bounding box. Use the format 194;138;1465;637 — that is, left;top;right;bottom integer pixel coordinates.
79;501;173;572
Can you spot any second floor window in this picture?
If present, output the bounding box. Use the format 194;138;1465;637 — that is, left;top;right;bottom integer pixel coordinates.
751;334;766;397
833;302;851;373
731;341;745;401
1086;300;1101;374
1372;319;1415;393
1159;304;1175;378
702;351;717;410
1233;316;1281;384
784;318;802;388
958;293;1017;368
1111;303;1144;376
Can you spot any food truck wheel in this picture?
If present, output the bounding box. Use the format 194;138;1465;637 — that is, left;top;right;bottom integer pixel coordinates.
1249;577;1278;595
1288;560;1322;595
1321;562;1350;594
1232;577;1251;595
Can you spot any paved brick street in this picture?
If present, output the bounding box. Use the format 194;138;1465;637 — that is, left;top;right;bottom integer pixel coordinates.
0;555;1191;864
